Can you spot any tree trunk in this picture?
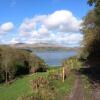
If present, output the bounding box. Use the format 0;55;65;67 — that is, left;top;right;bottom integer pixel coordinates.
5;70;8;84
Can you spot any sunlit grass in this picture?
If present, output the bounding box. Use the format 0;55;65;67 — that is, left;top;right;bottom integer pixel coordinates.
0;67;76;100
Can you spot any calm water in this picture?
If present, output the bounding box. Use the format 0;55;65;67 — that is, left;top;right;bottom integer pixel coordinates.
34;51;77;66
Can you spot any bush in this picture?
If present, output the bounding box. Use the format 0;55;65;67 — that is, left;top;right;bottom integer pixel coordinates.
29;56;47;73
62;56;82;71
18;76;57;100
0;45;47;83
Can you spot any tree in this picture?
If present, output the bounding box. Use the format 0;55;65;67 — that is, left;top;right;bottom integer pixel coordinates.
81;10;96;59
88;0;100;31
0;45;47;83
0;46;17;83
81;0;100;67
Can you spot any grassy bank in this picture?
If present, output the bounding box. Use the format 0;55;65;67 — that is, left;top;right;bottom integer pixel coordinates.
82;75;93;100
0;67;76;100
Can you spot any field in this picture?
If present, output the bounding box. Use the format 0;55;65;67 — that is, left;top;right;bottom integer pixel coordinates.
0;67;76;100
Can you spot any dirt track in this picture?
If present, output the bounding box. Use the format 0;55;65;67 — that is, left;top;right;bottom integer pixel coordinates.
68;74;100;100
68;75;84;100
92;83;100;100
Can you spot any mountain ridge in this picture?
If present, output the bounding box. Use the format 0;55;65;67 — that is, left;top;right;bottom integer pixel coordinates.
8;43;79;51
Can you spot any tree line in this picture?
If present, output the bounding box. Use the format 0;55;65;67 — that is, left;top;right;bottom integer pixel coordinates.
0;45;47;84
80;0;100;68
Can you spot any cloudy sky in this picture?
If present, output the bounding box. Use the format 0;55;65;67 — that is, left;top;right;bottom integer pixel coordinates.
0;0;91;47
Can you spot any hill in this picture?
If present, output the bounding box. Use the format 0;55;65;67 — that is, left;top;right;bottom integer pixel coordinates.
9;43;79;51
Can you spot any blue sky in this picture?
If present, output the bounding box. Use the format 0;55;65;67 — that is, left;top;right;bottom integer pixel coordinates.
0;0;91;46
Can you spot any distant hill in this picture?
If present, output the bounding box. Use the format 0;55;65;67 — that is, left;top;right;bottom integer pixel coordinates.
9;43;80;51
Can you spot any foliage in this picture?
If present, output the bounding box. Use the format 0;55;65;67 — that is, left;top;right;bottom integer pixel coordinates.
29;76;57;100
17;68;76;100
80;0;100;63
63;56;82;71
0;45;47;83
82;75;93;100
0;67;76;100
81;10;96;60
88;0;100;27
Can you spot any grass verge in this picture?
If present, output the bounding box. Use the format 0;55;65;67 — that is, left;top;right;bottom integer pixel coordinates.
82;75;92;100
0;67;76;100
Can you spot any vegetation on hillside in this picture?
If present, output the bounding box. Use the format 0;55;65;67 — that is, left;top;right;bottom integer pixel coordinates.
80;0;100;68
63;56;82;73
0;45;47;84
0;67;76;100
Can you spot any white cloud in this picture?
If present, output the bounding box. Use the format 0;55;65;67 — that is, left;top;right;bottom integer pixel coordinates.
43;10;81;32
19;18;36;36
19;10;81;35
25;32;83;47
9;37;20;44
2;10;82;47
38;26;48;35
0;22;14;34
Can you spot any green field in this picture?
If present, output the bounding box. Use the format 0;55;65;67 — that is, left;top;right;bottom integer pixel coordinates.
0;67;76;100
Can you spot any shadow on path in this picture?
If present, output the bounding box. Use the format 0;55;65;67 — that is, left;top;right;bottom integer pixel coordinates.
79;66;100;100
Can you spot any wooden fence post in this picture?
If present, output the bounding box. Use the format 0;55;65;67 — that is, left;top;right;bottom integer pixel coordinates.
62;67;65;82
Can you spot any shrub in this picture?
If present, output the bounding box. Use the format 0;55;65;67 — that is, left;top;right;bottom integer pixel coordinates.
62;56;82;72
60;57;83;85
0;45;47;83
18;76;57;100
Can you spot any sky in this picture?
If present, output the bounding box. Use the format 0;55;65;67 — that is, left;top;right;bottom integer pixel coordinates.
0;0;92;47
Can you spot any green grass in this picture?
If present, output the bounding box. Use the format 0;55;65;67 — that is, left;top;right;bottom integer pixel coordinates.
53;72;76;99
0;72;48;100
82;75;92;100
0;68;76;100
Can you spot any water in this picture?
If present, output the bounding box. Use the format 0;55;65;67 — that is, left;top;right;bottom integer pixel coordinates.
34;51;77;66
